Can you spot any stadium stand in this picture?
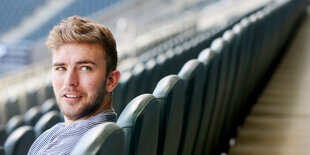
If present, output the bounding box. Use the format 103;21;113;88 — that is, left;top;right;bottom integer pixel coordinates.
0;0;47;34
0;0;308;154
23;0;123;41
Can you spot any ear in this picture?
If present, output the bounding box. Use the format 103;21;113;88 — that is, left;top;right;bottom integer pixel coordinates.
106;70;121;93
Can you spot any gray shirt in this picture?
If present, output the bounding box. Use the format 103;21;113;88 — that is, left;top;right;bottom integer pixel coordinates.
28;109;117;155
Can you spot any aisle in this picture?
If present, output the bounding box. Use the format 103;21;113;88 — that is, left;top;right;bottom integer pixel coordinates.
229;6;310;155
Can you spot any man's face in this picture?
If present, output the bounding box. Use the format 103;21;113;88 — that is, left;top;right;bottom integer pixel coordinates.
52;43;108;122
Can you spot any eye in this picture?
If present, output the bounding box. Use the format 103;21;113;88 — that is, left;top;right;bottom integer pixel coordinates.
81;66;92;71
55;67;66;71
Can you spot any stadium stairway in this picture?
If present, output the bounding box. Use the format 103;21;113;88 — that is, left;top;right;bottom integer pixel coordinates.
229;4;310;155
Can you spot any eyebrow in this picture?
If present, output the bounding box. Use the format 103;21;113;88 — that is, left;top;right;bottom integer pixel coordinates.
53;60;98;67
53;62;65;67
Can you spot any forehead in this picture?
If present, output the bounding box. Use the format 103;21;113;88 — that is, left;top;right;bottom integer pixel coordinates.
52;43;106;64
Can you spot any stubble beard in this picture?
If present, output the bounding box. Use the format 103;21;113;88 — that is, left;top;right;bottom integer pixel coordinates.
56;80;107;121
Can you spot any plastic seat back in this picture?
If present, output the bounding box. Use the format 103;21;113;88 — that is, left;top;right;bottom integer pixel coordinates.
4;126;35;155
3;98;20;124
34;111;61;137
153;75;185;155
24;106;42;126
6;115;25;135
40;98;59;114
71;122;125;155
0;125;6;146
0;146;4;155
177;59;206;155
113;71;133;115
193;48;215;155
117;94;161;155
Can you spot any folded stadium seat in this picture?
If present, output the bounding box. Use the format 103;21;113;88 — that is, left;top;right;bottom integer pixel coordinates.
201;38;230;154
0;146;4;155
71;122;125;155
162;49;177;75
6;115;25;135
131;63;147;96
152;75;185;155
195;31;214;55
246;14;261;93
188;37;201;58
25;89;39;110
3;98;20;124
0;125;6;146
172;45;186;73
229;23;245;130
155;53;168;81
117;94;161;155
44;83;54;100
155;51;174;78
143;58;157;93
193;48;215;155
40;98;59;114
177;59;206;155
240;18;257;95
4;126;35;155
34;111;61;138
113;71;133;115
250;11;266;88
179;41;194;63
24;106;42;126
217;30;238;152
238;18;253;102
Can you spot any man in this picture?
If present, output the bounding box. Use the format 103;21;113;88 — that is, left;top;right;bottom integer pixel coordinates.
28;16;121;154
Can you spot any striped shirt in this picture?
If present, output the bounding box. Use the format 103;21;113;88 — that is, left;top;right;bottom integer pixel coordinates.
28;109;117;155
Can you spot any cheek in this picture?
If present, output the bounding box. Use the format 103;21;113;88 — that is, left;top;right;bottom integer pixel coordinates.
52;73;64;91
80;76;102;92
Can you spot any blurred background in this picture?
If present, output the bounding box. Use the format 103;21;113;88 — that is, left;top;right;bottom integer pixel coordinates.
0;0;309;154
0;0;269;107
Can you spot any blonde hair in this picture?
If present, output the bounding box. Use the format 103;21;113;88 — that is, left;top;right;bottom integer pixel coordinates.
46;16;117;74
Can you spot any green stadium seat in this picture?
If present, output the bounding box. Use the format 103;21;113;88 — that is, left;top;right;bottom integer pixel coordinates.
34;111;61;137
0;125;6;146
113;71;133;115
117;94;160;155
40;98;59;114
24;106;42;126
0;146;4;155
4;126;35;155
153;75;185;155
193;48;215;155
71;122;125;155
3;98;20;124
6;115;25;135
177;59;206;155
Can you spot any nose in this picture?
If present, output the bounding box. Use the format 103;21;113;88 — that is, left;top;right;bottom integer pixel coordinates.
64;69;79;87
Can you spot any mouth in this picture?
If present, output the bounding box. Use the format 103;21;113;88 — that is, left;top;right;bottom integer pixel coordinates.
62;93;83;102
